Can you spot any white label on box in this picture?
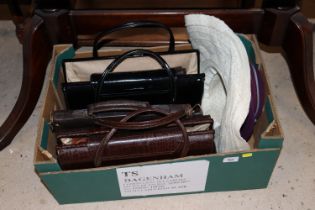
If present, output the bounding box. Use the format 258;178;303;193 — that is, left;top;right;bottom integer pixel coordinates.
223;156;239;163
116;160;209;197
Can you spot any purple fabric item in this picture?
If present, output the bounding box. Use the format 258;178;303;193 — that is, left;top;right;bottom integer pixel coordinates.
253;64;265;121
240;63;265;141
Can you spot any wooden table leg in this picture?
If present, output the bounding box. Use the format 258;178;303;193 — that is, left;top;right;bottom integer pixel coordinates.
0;15;52;150
282;12;315;124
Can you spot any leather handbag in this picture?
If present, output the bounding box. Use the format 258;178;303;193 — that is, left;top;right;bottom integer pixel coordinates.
51;100;203;129
63;49;205;109
54;102;215;170
62;67;187;109
62;21;200;83
55;114;213;140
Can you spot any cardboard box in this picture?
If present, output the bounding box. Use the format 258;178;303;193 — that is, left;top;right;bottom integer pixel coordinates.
34;35;283;204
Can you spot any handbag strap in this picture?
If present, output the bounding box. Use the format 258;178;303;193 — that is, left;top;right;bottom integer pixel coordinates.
95;108;186;129
94;108;190;167
93;21;175;57
95;49;176;103
87;100;150;115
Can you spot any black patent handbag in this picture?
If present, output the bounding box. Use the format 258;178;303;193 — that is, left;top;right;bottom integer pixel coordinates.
63;49;205;109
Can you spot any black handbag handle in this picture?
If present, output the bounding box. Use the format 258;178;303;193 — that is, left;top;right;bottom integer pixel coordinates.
92;21;175;57
95;49;176;102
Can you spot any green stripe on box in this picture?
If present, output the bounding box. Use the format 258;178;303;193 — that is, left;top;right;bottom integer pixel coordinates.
204;150;279;191
40;121;49;149
258;138;283;149
41;169;120;204
35;163;62;173
40;150;280;204
53;47;75;88
238;34;256;64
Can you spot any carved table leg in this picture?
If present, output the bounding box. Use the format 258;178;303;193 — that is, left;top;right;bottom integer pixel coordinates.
282;12;315;124
0;15;52;150
7;0;26;43
9;14;26;44
258;7;315;124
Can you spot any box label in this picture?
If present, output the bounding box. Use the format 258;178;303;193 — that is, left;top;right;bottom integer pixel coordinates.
223;156;239;163
116;160;209;197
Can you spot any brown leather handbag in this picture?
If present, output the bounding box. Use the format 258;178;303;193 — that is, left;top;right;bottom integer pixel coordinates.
54;101;215;170
51;100;202;129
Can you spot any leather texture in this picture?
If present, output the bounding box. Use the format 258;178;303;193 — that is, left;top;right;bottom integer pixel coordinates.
53;101;215;170
57;128;215;170
52;101;202;129
93;21;176;57
63;49;204;109
55;114;213;139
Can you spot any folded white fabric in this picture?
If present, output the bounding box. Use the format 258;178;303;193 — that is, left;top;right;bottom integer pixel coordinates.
185;14;251;152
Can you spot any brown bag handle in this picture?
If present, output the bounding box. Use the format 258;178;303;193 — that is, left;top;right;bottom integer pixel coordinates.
95;107;187;130
94;108;190;167
87;100;149;115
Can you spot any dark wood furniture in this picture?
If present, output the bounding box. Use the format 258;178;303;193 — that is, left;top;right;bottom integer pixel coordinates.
300;0;315;18
0;1;313;150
